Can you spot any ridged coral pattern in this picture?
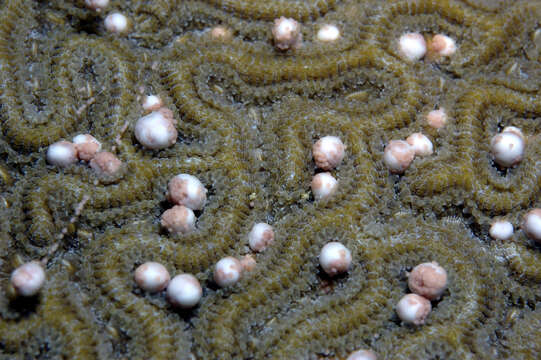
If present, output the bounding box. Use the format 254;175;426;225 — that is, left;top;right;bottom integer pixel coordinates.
0;0;540;359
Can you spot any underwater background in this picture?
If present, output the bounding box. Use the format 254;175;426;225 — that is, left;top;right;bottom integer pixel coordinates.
1;0;540;358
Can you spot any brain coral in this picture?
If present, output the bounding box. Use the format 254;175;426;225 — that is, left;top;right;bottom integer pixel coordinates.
1;0;540;359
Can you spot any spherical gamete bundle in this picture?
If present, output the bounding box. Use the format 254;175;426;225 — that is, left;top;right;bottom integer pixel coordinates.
428;34;457;58
406;133;434;157
47;141;78;167
73;134;101;162
167;274;202;308
407;262;448;300
141;95;163;113
135;109;178;150
272;17;302;50
214;257;243;288
167;174;207;211
104;13;129;34
426;108;448;129
489;220;514;240
89;151;122;176
347;349;377;360
311;172;338;200
491;129;525;168
248;223;275;252
398;33;426;61
161;205;196;234
522;209;541;243
319;242;352;277
396;293;431;325
85;0;109;12
317;25;340;42
312;136;345;170
383;140;415;174
134;262;170;293
10;261;46;297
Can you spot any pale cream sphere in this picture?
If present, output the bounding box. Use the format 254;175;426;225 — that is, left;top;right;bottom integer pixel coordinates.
89;151;122;175
311;172;338;200
167;174;207;210
85;0;109;12
317;24;340;42
426;108;447;129
135;109;178;150
398;32;427;61
210;26;233;40
522;209;541;243
489;220;514;240
408;262;447;300
11;261;46;297
313;136;345;170
240;254;257;272
429;34;457;57
104;13;129;34
73;134;101;162
383;140;415;174
319;242;352;277
47;141;78;167
134;262;170;293
214;257;243;287
142;95;163;113
347;349;377;360
490;131;524;168
248;223;275;252
502;126;524;141
166;274;202;308
161;205;196;234
272;17;302;50
406;133;433;156
396;293;431;325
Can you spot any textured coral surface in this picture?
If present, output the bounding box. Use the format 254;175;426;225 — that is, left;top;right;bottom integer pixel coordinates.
1;0;541;359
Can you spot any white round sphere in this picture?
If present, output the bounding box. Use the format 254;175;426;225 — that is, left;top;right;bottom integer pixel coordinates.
522;209;541;243
11;261;46;297
214;257;243;287
383;140;415;174
396;293;431;325
313;136;345;170
167;174;207;210
406;133;433;157
134;262;170;293
490;131;524;168
135;110;178;150
73;134;102;161
142;95;163;112
489;220;514;241
161;205;196;234
430;34;456;57
398;32;427;61
85;0;109;12
104;13;129;34
248;223;275;252
167;274;202;308
426;108;447;129
502;126;524;141
47;141;78;167
347;349;377;360
272;17;302;50
317;24;340;42
408;262;447;300
319;242;352;277
311;172;338;200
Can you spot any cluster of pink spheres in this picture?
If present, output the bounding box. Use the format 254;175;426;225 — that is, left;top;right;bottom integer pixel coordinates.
398;32;456;61
396;262;448;325
161;174;207;235
47;134;122;176
383;133;433;174
311;136;345;200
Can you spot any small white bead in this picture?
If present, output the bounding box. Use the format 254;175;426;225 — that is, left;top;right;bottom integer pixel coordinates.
311;172;338;200
313;136;345;170
214;257;243;287
383;140;415;174
47;141;78;167
490;131;524;168
317;24;340;42
11;261;45;297
135;109;178;150
104;13;129;34
319;242;352;277
396;293;431;325
272;17;302;50
248;223;275;252
161;205;196;234
426;108;447;129
167;174;207;210
406;133;433;156
398;32;427;61
346;349;377;360
142;95;163;112
85;0;109;12
166;274;202;308
73;134;101;161
489;220;514;240
522;209;541;243
408;262;447;300
430;34;456;57
134;262;170;293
